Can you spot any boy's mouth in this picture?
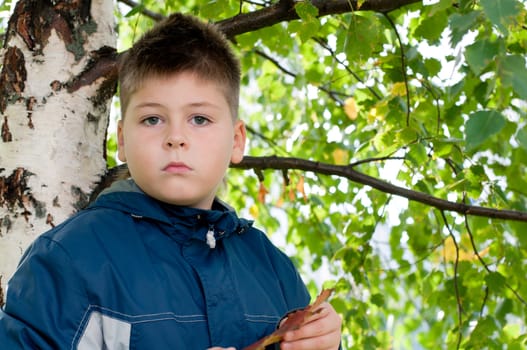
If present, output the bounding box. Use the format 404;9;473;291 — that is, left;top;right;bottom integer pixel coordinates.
163;162;192;173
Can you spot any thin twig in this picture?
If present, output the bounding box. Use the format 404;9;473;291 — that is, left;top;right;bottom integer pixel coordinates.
464;216;527;306
480;287;489;318
441;211;463;350
350;156;405;167
313;37;382;100
420;78;442;135
117;0;164;21
253;49;350;104
382;13;411;126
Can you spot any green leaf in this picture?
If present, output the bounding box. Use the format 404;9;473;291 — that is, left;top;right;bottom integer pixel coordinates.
124;4;145;17
289;1;321;42
498;55;527;100
370;293;385;307
485;271;507;293
396;127;418;145
431;140;454;158
465;39;500;75
448;11;480;46
294;1;319;20
480;0;521;34
199;0;239;19
340;13;384;62
406;142;428;166
414;9;448;43
424;58;441;77
466;317;499;347
288;19;320;43
517;127;527;152
465;110;506;151
106;134;118;168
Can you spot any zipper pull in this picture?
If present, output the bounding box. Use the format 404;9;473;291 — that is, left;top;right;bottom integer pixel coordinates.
206;226;216;249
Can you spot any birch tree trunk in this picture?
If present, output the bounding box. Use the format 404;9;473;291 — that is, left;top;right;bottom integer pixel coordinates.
0;0;116;302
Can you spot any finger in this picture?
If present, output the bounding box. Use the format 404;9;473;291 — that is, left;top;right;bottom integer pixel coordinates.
280;329;341;350
279;303;330;331
284;314;332;342
282;304;342;349
304;302;331;323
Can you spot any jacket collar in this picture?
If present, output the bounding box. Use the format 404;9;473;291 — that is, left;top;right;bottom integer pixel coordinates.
89;179;252;247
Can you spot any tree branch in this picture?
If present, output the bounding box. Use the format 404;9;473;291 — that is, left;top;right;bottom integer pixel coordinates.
230;156;527;222
93;154;527;222
218;0;421;38
117;0;422;38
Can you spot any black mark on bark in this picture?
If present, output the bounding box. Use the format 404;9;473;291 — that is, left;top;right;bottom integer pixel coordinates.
0;167;45;222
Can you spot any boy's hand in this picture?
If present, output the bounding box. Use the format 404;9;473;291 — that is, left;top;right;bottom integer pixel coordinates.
280;302;342;350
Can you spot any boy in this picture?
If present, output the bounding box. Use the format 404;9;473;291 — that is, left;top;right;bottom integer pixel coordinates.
0;13;341;349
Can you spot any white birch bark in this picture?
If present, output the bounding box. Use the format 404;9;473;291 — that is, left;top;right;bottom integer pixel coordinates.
0;0;116;301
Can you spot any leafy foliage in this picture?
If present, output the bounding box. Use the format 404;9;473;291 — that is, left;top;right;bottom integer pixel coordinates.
111;0;527;348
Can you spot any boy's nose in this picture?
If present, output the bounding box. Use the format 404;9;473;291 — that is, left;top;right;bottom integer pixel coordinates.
165;134;186;148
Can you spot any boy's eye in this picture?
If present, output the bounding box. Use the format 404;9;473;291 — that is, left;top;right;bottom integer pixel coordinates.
142;116;161;126
191;115;210;126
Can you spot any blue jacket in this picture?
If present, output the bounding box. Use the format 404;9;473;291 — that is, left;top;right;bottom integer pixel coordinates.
0;180;310;349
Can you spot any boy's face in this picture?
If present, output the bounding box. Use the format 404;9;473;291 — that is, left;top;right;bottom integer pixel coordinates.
117;71;246;210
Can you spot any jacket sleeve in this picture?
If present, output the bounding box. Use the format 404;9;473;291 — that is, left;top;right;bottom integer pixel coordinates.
0;236;89;349
263;239;343;350
267;243;311;310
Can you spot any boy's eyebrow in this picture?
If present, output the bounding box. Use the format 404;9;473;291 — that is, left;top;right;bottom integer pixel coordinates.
132;101;221;109
133;102;164;109
186;101;222;110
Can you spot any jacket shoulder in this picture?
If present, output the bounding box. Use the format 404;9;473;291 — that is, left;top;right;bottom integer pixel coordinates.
42;206;130;245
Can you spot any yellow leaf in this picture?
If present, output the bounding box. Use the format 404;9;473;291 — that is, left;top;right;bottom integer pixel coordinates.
441;236;458;262
391;82;407;96
367;107;378;124
332;149;349;165
309;111;319;123
344;97;358;120
249;204;259;219
440;236;490;263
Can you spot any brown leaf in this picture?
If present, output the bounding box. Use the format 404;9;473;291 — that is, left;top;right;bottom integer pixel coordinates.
257;182;268;203
242;288;334;350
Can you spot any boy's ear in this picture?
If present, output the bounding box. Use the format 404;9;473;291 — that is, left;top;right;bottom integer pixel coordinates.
231;120;246;164
117;120;127;162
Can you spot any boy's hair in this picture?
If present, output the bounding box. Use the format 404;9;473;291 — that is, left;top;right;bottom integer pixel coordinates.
118;13;240;119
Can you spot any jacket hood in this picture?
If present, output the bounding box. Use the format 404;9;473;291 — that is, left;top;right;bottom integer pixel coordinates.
89;179;252;247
